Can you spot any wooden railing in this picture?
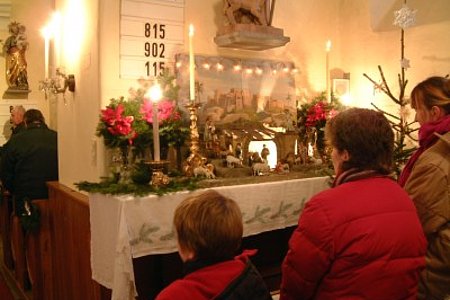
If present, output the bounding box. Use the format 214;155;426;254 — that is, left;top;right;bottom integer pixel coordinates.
1;182;292;299
47;182;107;300
0;182;109;300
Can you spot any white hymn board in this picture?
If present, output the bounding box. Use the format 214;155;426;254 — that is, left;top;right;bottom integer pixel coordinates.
120;0;185;79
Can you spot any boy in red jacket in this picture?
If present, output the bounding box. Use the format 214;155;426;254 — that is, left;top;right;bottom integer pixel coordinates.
156;190;272;300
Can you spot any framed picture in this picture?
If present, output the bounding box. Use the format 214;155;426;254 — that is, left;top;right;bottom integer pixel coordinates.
332;79;350;97
175;54;297;125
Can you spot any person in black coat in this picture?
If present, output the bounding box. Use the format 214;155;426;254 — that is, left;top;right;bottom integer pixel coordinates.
0;109;58;214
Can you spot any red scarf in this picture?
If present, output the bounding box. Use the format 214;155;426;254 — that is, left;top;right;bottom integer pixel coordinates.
398;114;450;187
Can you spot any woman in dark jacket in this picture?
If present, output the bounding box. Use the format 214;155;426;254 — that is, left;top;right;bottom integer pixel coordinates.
280;108;427;300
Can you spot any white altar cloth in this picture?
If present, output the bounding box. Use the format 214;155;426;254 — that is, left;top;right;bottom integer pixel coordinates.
89;176;330;300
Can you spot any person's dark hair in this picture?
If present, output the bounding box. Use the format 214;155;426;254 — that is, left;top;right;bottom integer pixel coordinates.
24;109;45;125
411;76;450;114
174;190;243;261
325;108;394;174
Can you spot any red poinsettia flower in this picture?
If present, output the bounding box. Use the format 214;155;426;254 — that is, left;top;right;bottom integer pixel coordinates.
305;101;328;127
140;99;180;124
100;103;136;144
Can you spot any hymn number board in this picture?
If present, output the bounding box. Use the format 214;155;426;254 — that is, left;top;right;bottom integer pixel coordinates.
120;0;185;79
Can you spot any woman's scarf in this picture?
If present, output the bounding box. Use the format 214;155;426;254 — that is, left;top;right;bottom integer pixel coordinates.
398;114;450;187
332;168;383;187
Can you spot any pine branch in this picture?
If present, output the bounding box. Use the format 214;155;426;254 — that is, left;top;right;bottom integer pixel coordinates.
398;74;405;104
378;66;400;103
363;73;386;93
371;103;400;121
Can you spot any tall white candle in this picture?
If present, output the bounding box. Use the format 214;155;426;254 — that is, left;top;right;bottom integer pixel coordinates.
52;12;62;72
41;26;51;78
189;24;195;102
152;102;160;161
326;40;331;103
147;83;163;161
44;36;49;79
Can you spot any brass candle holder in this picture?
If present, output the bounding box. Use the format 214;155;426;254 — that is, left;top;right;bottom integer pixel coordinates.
183;101;207;176
145;160;170;187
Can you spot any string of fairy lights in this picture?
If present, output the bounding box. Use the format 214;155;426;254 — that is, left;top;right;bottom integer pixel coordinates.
174;54;299;77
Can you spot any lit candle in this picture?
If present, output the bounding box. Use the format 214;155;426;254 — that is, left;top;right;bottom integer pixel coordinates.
51;12;62;71
326;40;332;103
147;83;163;161
41;26;51;78
189;24;195;101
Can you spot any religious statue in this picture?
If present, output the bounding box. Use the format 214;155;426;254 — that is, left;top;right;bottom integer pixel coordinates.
223;0;274;26
260;144;270;163
203;117;217;149
1;21;29;92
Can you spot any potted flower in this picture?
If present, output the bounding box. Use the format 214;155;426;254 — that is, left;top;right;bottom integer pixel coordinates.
297;92;343;161
96;72;189;183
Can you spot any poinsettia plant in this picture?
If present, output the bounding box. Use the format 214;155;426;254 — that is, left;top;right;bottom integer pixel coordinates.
297;92;344;152
97;97;145;148
96;70;189;161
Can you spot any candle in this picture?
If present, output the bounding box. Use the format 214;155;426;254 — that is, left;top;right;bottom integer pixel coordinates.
44;36;49;78
41;26;51;78
326;40;331;103
147;83;163;161
189;24;195;101
52;12;62;71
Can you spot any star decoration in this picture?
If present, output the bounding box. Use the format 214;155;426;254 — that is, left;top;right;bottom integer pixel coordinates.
393;4;417;29
401;58;411;70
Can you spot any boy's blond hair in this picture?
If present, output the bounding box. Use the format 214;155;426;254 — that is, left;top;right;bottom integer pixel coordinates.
174;190;243;260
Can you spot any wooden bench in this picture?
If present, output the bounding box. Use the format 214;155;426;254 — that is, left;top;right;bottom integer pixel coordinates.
0;189;13;269
9;199;53;300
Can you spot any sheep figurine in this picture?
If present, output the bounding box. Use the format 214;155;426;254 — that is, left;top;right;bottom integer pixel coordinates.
226;155;242;168
252;162;270;176
193;165;216;179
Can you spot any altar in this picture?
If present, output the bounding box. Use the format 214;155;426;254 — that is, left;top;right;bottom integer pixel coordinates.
88;176;329;299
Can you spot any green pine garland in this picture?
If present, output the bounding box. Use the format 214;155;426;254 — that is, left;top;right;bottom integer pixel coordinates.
75;176;201;197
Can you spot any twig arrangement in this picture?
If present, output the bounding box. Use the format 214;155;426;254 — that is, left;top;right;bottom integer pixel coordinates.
363;0;418;177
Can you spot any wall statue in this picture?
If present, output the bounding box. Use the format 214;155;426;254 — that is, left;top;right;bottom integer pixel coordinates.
223;0;275;26
1;21;29;92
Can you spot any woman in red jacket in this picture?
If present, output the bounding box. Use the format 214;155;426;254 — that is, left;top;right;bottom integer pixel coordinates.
280;108;427;300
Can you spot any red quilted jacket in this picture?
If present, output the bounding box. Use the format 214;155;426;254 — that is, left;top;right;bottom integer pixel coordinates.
156;250;271;300
281;176;427;300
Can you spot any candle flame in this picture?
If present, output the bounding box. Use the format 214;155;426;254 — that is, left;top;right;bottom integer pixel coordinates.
41;26;52;39
189;24;194;37
326;40;332;52
147;83;163;103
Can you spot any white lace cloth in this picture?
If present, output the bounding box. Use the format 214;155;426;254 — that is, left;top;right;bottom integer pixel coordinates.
89;176;330;300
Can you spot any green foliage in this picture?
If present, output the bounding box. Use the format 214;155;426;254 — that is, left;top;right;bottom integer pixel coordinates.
75;176;201;197
297;92;345;150
157;68;180;104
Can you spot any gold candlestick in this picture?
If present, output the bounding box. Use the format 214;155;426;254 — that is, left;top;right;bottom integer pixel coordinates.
146;160;170;187
183;101;207;176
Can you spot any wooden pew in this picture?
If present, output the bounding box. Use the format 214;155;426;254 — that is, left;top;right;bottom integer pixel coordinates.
25;199;53;300
10;211;28;290
0;189;13;269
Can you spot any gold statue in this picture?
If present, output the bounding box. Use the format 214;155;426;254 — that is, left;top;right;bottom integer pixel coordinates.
2;22;29;91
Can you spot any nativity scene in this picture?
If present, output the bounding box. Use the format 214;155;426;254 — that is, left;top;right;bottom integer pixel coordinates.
0;1;449;300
